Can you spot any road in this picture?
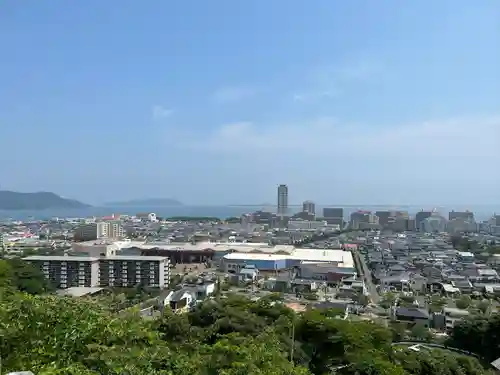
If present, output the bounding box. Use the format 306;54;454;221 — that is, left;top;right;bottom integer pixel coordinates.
352;249;380;303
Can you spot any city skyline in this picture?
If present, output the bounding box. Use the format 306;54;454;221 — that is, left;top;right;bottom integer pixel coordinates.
1;1;499;204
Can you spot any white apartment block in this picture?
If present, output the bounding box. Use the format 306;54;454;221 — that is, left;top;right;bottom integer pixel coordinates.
98;256;170;288
23;256;100;289
74;221;125;241
24;255;170;289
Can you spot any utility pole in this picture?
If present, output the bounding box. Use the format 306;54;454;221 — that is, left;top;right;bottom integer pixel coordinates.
290;321;295;364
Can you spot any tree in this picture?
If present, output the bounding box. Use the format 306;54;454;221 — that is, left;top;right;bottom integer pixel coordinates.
455;295;472;310
476;300;490;314
389;321;407;342
0;289;495;375
410;324;432;341
448;314;500;362
380;292;396;309
0;258;53;295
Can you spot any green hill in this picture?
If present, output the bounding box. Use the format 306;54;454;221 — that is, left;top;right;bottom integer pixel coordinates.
0;190;90;210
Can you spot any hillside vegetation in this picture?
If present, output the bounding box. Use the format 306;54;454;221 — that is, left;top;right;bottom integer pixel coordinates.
0;260;497;375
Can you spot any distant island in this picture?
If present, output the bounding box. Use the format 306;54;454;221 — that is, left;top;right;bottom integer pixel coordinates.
0;191;90;210
104;198;184;207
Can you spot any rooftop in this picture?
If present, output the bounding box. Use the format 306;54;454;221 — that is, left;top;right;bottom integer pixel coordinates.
57;287;104;297
24;255;99;262
223;253;289;261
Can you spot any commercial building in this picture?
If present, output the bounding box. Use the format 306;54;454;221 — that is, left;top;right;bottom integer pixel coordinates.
375;211;392;227
71;240;121;257
350;211;378;229
322;208;343;226
302;201;316;216
446;218;477;234
221;247;354;275
449;210;474;221
415;210;433;231
24;255;170;289
223;253;289;272
288;219;332;231
277;184;288;217
420;213;447;233
24;255;100;289
488;215;500;226
74;221;125;241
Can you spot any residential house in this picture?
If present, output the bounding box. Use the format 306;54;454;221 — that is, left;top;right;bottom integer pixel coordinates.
238;265;259;281
491;357;500;375
393;307;430;328
441;307;469;331
163;288;197;313
452;279;473;294
162;281;215;313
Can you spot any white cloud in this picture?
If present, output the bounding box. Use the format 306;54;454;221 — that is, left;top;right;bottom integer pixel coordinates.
312;60;384;83
292;60;385;103
187;115;500;163
292;90;341;102
212;86;256;103
152;105;173;119
171;114;499;205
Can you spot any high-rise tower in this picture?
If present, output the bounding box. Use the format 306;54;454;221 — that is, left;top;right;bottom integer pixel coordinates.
277;184;288;216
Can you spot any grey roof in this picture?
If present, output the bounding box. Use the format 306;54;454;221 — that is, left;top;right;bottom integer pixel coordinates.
169;288;196;302
24;255;98;261
395;307;429;319
102;255;168;261
491;357;500;370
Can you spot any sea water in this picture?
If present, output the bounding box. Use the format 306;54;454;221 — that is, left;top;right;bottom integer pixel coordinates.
0;205;497;221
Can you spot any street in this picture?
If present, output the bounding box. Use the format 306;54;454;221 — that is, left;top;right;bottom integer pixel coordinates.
352;249;380;303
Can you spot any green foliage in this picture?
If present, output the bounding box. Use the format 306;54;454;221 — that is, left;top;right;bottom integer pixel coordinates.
448;314;500;362
0;258;53;294
0;290;494;375
455;295;472;310
392;348;491;375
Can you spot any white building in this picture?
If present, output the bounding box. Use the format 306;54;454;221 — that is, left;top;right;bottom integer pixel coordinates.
24;255;170;289
74;221;125;241
99;256;170;288
24;255;100;289
443;307;469;331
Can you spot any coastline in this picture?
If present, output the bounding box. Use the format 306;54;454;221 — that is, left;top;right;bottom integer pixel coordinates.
0;205;497;221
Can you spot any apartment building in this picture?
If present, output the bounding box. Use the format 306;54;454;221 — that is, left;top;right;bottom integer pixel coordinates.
98;256;170;288
24;255;99;289
24;255;170;289
74;221;125;241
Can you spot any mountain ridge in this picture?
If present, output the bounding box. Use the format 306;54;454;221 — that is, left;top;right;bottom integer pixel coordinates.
0;191;90;210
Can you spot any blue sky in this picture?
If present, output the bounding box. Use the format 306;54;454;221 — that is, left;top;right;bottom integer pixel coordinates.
1;0;499;205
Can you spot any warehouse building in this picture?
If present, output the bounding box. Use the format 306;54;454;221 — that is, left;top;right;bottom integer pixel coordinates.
222;253;288;272
221;248;355;277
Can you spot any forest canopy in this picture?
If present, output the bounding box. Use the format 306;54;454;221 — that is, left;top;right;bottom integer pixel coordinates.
0;260;497;374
